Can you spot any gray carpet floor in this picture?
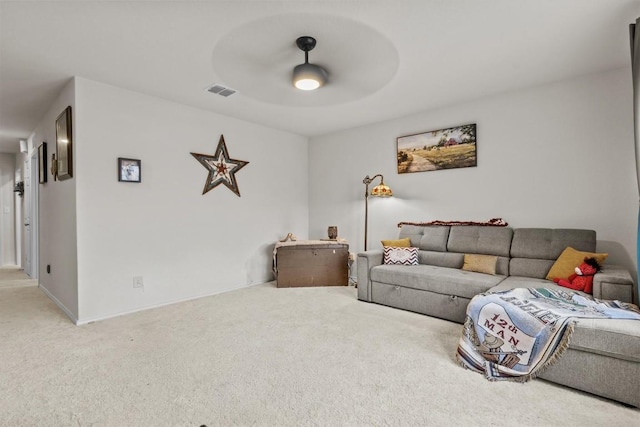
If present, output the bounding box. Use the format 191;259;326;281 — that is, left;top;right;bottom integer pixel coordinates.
1;282;638;426
0;266;37;289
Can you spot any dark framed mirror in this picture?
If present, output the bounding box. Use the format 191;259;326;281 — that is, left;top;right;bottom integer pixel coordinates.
55;106;73;180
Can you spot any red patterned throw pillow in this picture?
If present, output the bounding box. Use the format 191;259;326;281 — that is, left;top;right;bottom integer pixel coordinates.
383;246;419;265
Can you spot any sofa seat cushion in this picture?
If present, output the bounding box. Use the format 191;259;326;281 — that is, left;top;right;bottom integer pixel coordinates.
570;318;640;363
370;264;505;299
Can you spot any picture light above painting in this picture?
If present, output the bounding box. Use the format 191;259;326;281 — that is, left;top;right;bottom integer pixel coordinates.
397;123;477;174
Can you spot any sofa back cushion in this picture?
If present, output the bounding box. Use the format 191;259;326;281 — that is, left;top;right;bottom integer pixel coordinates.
417;251;510;275
398;225;450;252
418;250;463;269
447;226;513;257
400;225;512;275
509;228;596;278
494;257;510;276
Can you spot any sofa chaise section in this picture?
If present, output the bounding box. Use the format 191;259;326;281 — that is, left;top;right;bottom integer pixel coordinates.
486;228;639;407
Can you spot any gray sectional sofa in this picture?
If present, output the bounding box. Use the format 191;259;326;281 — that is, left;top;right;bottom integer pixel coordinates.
357;225;640;407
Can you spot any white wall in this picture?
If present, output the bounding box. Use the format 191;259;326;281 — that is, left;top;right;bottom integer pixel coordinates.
74;78;308;323
0;153;17;265
30;79;78;320
309;68;638;301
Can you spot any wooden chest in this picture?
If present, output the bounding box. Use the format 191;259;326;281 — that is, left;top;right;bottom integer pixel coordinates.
275;243;349;288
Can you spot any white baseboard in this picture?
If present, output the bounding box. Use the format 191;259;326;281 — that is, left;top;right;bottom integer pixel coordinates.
75;281;265;326
39;284;79;324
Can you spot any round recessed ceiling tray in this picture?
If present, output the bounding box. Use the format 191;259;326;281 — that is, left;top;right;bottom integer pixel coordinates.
211;13;399;107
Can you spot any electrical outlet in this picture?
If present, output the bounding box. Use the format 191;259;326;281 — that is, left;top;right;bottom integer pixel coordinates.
133;276;144;288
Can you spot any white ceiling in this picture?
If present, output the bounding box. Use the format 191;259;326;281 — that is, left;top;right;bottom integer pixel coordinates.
1;0;639;153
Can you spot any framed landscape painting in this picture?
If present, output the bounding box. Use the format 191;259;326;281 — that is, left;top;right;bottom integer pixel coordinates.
397;123;477;174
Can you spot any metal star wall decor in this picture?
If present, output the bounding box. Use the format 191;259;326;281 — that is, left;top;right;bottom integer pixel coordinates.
190;135;249;197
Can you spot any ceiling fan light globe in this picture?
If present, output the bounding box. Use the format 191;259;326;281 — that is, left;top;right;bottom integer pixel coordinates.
292;62;327;91
295;78;321;90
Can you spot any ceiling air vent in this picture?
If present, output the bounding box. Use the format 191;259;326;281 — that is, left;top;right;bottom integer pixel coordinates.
206;84;237;97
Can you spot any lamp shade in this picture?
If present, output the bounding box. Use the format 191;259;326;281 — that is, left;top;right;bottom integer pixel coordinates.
293;62;327;90
371;182;392;197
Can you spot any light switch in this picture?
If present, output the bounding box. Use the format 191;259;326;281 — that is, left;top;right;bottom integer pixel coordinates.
3;207;9;214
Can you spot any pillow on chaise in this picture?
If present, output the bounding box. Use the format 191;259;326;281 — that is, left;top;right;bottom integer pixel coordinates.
545;247;608;281
383;246;419;265
462;254;498;275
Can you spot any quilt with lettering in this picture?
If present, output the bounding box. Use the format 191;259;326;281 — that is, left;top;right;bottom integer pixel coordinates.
456;288;640;381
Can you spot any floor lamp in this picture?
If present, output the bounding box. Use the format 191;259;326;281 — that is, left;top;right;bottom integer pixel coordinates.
363;174;393;251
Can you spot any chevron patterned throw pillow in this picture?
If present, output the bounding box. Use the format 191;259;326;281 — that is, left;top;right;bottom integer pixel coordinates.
383;246;419;265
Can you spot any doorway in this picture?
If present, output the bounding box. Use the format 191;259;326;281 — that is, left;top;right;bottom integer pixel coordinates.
23;151;39;279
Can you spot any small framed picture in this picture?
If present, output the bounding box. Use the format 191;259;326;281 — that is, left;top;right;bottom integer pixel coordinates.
118;158;141;183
